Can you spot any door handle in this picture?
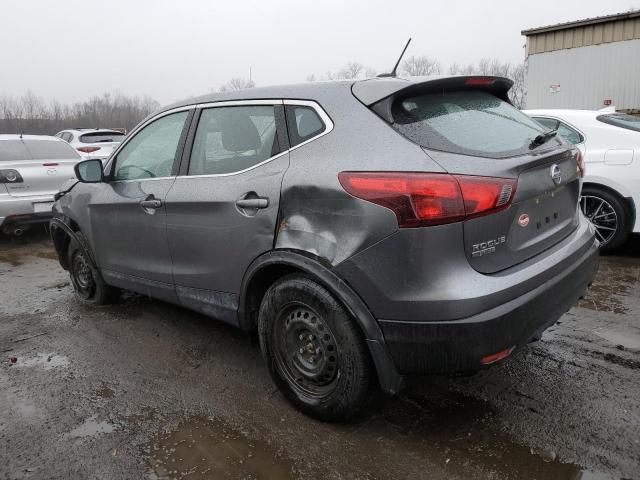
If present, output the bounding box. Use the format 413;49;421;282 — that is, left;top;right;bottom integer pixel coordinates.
140;199;162;209
236;197;269;209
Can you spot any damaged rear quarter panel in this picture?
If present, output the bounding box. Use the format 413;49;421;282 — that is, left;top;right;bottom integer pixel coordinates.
276;87;445;266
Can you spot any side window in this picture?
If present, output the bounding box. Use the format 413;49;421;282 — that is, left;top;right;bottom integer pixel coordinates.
67;134;74;143
113;111;188;181
557;121;583;145
285;105;325;147
188;105;280;176
533;117;559;131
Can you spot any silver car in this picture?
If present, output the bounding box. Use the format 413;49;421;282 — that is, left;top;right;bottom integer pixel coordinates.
0;135;79;235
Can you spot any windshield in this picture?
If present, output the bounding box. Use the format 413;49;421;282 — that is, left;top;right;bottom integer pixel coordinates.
391;90;548;158
596;113;640;133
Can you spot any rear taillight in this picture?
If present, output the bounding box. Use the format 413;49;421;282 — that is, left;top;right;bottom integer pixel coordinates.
0;169;23;183
338;172;516;227
77;146;101;153
575;149;585;178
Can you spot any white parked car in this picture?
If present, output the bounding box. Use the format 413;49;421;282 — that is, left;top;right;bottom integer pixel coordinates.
55;128;125;162
525;109;640;251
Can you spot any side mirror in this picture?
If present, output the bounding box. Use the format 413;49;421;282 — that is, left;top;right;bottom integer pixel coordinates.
74;159;104;183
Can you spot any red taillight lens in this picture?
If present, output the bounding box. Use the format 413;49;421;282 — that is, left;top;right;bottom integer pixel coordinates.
575;149;585;178
338;172;516;227
457;175;515;219
77;146;101;153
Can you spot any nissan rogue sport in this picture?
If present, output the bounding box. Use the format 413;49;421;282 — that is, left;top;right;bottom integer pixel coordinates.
50;76;599;421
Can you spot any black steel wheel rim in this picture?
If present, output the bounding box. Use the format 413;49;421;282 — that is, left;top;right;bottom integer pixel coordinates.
580;195;618;245
272;302;340;399
71;250;95;299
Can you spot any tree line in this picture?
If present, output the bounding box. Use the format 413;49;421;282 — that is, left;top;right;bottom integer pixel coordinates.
0;57;525;135
306;56;525;107
0;91;159;135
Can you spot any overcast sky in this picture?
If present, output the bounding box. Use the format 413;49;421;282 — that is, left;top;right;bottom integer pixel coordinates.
1;0;638;105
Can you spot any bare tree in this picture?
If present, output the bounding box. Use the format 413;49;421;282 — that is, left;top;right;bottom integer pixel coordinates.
508;63;526;108
339;62;364;79
0;91;161;134
446;58;525;108
309;61;376;81
219;77;256;92
401;55;441;76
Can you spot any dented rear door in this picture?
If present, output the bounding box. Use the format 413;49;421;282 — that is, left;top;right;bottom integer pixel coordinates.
164;102;289;324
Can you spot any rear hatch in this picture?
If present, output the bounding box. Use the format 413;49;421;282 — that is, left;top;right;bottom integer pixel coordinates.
355;76;582;273
77;131;125;159
0;139;79;197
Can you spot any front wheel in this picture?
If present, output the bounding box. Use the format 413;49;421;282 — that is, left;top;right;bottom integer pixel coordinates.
258;274;372;422
580;186;631;252
67;233;118;305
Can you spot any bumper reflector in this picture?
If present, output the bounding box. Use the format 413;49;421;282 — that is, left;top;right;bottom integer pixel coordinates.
481;346;515;365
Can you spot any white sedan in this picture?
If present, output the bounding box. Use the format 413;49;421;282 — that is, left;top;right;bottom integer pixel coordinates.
525;109;640;251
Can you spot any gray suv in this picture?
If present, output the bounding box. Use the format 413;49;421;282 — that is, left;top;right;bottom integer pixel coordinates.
50;76;599;421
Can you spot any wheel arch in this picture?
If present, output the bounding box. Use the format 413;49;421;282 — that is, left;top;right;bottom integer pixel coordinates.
239;249;403;394
49;215;93;271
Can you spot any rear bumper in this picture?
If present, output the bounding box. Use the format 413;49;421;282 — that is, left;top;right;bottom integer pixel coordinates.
0;194;55;228
378;239;599;374
335;214;599;375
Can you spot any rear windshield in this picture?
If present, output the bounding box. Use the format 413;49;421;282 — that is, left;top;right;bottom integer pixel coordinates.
79;132;125;143
0;140;31;161
24;140;80;160
391;91;547;158
596;114;640;132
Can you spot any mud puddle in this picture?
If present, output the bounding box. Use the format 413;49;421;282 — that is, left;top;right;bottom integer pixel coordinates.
145;416;295;480
377;389;613;480
69;415;117;437
577;259;639;314
592;328;640;352
13;353;69;370
0;252;23;267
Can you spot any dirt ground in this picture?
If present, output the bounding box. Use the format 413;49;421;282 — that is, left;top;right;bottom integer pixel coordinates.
1;226;639;480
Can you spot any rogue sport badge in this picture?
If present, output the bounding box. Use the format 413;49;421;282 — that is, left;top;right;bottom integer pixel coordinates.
550;164;562;185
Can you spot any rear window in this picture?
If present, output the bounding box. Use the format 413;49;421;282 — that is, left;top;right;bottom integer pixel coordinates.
23;140;80;160
80;132;125;143
285;105;325;147
391;91;546;158
596;114;640;133
0;140;31;161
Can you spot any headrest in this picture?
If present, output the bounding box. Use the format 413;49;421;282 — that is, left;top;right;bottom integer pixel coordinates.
220;111;261;152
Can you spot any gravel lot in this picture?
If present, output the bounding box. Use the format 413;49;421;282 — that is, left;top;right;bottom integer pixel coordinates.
1;227;639;480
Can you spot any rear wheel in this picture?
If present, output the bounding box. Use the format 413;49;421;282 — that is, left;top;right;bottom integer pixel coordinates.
67;233;118;305
258;274;371;422
580;186;631;252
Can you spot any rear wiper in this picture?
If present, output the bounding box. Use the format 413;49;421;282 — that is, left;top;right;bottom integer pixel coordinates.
529;129;558;149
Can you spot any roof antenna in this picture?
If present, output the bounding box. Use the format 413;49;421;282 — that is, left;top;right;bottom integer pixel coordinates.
377;37;412;78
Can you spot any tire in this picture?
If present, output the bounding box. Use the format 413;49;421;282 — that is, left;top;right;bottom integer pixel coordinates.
67;232;118;305
580;186;631;253
258;274;372;422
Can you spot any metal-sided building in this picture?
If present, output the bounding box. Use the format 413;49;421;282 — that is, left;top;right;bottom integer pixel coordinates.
522;10;640;112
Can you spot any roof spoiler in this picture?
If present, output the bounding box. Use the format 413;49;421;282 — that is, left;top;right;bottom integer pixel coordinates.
352;76;514;123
